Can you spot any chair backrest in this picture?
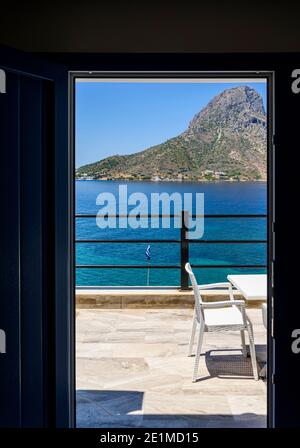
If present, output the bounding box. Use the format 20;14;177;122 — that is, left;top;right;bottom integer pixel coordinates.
185;262;203;322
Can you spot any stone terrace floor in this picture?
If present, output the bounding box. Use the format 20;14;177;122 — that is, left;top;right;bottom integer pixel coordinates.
76;308;267;428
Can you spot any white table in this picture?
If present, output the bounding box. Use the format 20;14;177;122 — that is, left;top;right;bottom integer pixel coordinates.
227;274;267;301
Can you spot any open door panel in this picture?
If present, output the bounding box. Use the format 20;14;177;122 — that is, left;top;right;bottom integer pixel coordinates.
0;46;72;428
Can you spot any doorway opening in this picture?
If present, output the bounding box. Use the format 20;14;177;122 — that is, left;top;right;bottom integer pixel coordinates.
71;72;273;428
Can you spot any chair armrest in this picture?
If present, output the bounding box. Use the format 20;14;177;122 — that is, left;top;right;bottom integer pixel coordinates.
202;300;245;309
198;282;233;290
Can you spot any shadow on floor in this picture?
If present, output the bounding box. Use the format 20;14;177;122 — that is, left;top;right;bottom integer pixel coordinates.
76;390;266;428
203;345;266;380
77;389;144;415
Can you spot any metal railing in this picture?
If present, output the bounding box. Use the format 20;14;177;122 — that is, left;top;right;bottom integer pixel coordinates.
75;211;267;290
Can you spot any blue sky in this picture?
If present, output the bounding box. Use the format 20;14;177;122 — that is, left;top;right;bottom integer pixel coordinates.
75;80;267;168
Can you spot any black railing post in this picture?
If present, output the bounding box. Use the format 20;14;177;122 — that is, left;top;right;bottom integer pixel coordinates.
180;210;189;290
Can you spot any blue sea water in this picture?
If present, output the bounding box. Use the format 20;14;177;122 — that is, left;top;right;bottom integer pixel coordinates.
76;181;267;287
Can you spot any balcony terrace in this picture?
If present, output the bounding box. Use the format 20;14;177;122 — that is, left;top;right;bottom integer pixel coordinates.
76;211;267;427
76;294;267;428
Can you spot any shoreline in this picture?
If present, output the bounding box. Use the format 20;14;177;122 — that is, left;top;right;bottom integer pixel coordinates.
75;178;267;183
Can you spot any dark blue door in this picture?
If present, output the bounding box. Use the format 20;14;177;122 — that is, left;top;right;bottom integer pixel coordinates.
0;47;71;428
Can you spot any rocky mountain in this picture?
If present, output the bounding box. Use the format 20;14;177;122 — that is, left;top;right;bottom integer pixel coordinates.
76;86;267;181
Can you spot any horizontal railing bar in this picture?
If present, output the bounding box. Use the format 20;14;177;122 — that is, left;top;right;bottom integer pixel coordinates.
75;239;267;244
188;240;267;244
76;264;267;269
191;265;267;268
75;214;267;219
76;265;181;269
195;214;267;218
75;239;181;243
76;214;179;218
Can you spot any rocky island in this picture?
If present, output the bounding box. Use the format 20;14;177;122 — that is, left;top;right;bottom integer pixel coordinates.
76;86;267;182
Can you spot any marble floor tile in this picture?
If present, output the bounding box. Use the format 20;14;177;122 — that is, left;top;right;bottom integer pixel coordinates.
76;308;267;428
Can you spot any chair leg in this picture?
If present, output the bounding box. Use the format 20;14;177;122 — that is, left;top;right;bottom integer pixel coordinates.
259;364;267;379
192;322;205;382
247;321;259;381
188;314;197;357
240;330;247;358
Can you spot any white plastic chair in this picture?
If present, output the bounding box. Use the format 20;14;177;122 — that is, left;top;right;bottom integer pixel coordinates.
185;263;259;382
